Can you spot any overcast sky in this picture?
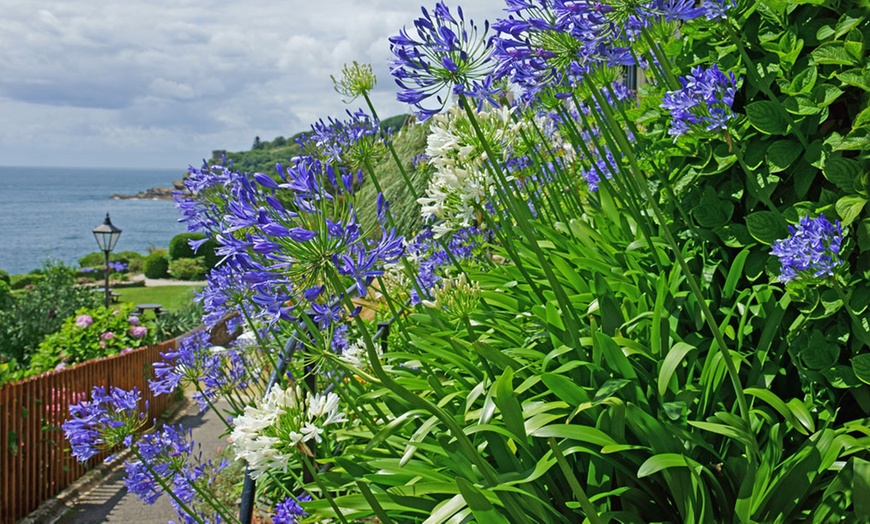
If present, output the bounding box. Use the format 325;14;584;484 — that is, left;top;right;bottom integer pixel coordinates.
0;1;507;169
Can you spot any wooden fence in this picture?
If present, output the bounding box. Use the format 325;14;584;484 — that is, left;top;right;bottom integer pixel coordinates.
0;339;179;524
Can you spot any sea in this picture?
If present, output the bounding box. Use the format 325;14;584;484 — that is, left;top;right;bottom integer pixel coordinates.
0;165;191;276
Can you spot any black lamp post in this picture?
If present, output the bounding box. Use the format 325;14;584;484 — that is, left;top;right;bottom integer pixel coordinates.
92;213;122;308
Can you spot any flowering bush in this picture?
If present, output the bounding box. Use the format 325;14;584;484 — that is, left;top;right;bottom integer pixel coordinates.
30;305;156;374
66;0;870;522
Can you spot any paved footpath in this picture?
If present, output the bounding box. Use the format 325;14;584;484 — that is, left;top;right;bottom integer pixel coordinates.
54;400;231;524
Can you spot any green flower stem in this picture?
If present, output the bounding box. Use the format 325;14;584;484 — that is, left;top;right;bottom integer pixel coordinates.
301;454;351;524
588;87;752;431
547;437;606;524
638;30;681;91
130;447;209;524
326;272;532;523
459;96;583;350
361;93;421;200
241;306;280;382
725;24;809;149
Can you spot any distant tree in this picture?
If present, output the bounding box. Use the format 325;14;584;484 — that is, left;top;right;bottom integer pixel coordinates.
252;136;264;150
272;136;287;148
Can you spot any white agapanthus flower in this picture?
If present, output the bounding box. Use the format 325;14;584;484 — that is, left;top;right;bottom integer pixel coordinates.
231;384;347;479
418;104;527;237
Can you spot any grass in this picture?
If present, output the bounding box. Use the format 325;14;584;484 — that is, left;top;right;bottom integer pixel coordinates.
115;285;202;312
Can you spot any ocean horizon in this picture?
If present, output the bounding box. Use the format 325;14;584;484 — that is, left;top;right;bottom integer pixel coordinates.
0;165;191;275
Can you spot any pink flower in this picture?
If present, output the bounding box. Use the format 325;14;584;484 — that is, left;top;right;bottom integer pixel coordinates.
75;315;93;328
54;362;67;371
128;316;140;326
100;331;115;340
120;347;134;355
128;326;148;339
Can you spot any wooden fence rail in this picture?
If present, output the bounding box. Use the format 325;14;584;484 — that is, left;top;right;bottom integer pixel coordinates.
0;339;179;524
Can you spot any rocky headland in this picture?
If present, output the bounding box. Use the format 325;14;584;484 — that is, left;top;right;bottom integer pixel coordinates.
111;179;188;200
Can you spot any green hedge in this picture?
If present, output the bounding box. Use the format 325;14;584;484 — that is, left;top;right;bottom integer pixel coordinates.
143;251;170;279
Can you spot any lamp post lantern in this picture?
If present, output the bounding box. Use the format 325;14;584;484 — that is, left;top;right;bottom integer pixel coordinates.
92;213;122;308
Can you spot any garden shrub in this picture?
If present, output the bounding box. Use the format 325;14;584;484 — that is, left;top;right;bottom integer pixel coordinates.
29;304;156;374
11;273;44;290
168;257;206;281
143;250;170;279
0;261;101;367
169;232;205;260
0;269;9;285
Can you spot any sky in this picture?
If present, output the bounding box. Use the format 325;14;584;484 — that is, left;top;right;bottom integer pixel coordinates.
0;0;507;169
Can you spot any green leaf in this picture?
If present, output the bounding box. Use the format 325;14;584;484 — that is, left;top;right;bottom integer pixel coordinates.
837;68;870;91
541;373;591;407
784;66;817;95
592;378;631;403
855;107;870;129
746;101;789;135
637;453;693;478
745;387;808;435
746;211;788;244
812;84;844;107
823;156;861;192
801;330;841;370
494;367;528;444
529;424;617;447
724;249;750;299
657;342;696;397
851;354;870;385
767;140;802;172
835;195;867;226
783;95;822;115
812;43;858;66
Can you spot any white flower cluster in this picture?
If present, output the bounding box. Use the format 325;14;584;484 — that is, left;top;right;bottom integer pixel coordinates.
417;104;526;237
230;384;347;479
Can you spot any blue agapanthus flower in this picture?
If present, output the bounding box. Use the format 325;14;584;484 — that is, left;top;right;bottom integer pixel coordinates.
150;330;216;397
273;493;312;524
62;386;145;462
771;214;844;283
389;2;496;120
661;64;738;139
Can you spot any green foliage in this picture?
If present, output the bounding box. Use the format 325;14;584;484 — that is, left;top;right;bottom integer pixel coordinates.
29;304;156;375
0;261;101;368
169;257;206;281
143;250;170;279
116;284;203;312
0;269;9;285
78;250;144;271
10;273;44;290
169;232;205;260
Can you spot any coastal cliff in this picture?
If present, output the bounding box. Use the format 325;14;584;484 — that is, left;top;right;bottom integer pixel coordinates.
111;179;188;200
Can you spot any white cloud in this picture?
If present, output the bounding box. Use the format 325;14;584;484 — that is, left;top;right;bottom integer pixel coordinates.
0;0;507;168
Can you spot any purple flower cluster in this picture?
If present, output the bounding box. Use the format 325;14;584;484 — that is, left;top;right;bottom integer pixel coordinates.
389;2;496;120
492;1;707;103
771;214;844;283
272;493;312;524
150;330;214;396
62;386;145;462
108;261;128;272
307;108;382;166
408;226;488;305
661;65;738;139
125;424;229;523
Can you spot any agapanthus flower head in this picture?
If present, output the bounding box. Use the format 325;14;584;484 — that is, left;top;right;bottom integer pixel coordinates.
63;386;146;462
702;0;736;19
390;2;496;120
771;214;844;283
125;424;229;523
273;493;312;524
230;385;347;479
150;330;217;396
661;64;738;139
108;261;128;272
417;104;527;236
308;108;384;168
421;273;481;320
332;61;377;101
